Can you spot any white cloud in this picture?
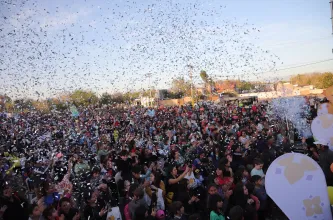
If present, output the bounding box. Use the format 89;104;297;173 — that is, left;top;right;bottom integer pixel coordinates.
40;8;92;30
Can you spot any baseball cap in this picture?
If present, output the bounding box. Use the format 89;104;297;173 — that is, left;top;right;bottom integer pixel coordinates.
156;210;165;219
313;139;329;146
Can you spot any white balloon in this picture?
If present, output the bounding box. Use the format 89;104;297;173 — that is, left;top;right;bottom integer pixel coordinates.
311;114;333;149
318;103;330;116
266;153;332;220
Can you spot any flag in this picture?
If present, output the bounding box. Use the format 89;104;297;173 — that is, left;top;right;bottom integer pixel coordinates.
70;105;79;117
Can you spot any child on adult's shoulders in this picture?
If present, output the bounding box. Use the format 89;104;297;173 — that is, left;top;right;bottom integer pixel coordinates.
250;159;265;178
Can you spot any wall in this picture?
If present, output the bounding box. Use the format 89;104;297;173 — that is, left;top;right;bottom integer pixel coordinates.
159;97;194;106
159;99;182;106
239;92;282;99
239;90;324;100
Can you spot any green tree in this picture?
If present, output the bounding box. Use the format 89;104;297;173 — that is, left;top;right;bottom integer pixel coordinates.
0;95;12;111
200;70;214;96
166;91;183;99
54;102;68;111
289;72;333;89
4;102;14;112
14;99;33;111
236;81;255;92
32;100;50;113
70;90;98;107
100;93;113;105
46;98;68;111
111;93;126;103
171;77;192;96
322;72;333;88
200;70;209;83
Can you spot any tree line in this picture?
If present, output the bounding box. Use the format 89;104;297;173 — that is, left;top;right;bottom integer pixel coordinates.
1;72;332;113
290;72;333;89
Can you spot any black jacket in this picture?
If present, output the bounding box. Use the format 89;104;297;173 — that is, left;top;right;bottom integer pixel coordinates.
319;149;333;186
84;205;107;220
1;193;29;220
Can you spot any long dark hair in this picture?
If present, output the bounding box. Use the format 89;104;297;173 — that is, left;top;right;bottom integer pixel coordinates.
230;183;248;208
208;194;223;214
152;171;162;188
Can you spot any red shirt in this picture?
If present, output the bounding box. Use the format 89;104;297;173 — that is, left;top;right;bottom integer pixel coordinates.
216;176;233;186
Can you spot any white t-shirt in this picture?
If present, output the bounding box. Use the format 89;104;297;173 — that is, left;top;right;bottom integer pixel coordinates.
107;206;122;220
239;136;249;145
257;123;264;131
185;171;197;189
251;168;265;178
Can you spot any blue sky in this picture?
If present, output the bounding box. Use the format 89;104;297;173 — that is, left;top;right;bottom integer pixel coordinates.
0;0;332;99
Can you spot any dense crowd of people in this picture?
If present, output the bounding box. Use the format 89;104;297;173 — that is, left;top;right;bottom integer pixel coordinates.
0;99;329;220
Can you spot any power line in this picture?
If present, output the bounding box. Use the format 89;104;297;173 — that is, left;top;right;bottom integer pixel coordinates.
270;58;333;72
264;36;332;48
330;0;333;34
216;58;333;79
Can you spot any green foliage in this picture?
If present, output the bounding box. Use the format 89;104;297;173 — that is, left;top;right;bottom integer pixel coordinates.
165;91;184;99
46;98;68;111
290;72;333;89
14;99;33;110
70;90;98;107
200;70;215;97
322;72;333;88
200;70;209;83
32;101;50;113
4;102;14;111
236;81;255;91
54;103;68;111
100;93;113;105
221;91;239;97
171;77;192;96
0;95;12;111
215;80;236;92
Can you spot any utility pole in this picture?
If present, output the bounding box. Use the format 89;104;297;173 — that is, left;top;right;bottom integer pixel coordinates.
146;73;152;107
331;0;333;53
331;0;333;34
187;64;194;106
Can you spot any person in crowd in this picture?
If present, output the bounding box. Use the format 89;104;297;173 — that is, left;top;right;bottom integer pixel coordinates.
188;213;201;220
252;175;268;220
0;100;326;220
250;159;265;178
234;166;250;185
0;183;29;220
166;165;189;205
28;203;43;220
246;182;260;219
145;172;165;211
169;201;186;220
37;181;61;212
42;206;64;220
83;190;107;220
228;205;244;220
184;165;197;189
213;164;234;188
131;165;146;185
58;197;80;220
128;187;148;220
193;168;204;187
317;143;333;186
229;183;256;220
208;194;225;220
73;154;90;177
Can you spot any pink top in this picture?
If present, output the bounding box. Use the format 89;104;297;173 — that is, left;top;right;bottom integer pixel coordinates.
250;194;260;211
